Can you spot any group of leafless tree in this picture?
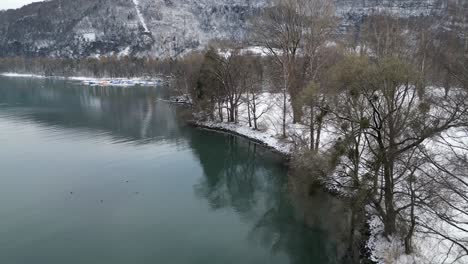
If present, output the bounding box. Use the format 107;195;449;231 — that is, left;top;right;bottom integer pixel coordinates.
0;56;173;78
172;0;468;262
289;1;468;262
170;46;269;128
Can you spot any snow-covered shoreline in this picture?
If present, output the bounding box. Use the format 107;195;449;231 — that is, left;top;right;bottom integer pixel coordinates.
189;120;293;157
179;92;302;157
0;72;163;87
179;91;337;157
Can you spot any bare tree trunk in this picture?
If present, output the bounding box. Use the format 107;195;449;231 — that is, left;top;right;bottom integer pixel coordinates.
210;96;215;120
247;98;252;127
282;87;287;138
383;162;397;235
218;100;223;122
226;102;230;122
228;97;236;123
253;95;258;130
310;106;315;150
282;66;288;138
229;108;234;123
405;173;416;254
315;111;324;151
291;92;302;124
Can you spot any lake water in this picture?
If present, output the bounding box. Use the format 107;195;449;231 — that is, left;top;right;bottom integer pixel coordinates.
0;77;350;264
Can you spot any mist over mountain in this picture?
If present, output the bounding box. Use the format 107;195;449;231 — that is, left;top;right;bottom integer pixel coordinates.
0;0;449;58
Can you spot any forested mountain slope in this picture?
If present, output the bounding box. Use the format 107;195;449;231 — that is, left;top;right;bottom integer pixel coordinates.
0;0;449;58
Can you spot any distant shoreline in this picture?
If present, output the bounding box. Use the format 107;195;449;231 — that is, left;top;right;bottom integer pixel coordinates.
0;72;164;87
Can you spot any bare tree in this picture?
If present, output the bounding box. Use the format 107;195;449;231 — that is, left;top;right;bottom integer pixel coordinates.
441;1;468;89
242;55;271;130
204;48;249;123
330;54;468;244
170;52;204;104
252;0;337;136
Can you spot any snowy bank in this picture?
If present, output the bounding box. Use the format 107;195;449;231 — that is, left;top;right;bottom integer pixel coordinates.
191;93;335;154
190;120;292;156
187;92;334;157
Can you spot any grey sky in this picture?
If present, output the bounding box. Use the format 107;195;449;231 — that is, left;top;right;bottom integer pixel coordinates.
0;0;43;10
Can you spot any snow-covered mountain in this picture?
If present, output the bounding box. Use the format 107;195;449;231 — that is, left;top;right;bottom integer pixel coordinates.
0;0;448;58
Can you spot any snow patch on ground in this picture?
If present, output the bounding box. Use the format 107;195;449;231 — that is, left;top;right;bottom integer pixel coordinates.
118;46;132;57
82;32;96;42
367;213;468;264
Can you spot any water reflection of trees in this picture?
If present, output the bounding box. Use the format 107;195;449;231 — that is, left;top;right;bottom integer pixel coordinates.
0;78;184;144
189;132;351;264
192;135;262;215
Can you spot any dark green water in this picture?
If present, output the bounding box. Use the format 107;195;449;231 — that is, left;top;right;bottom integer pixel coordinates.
0;77;350;264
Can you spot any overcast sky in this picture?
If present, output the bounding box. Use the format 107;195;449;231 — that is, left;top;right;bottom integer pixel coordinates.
0;0;43;10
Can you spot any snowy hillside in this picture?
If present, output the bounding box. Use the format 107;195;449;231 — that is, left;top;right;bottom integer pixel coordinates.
0;0;449;58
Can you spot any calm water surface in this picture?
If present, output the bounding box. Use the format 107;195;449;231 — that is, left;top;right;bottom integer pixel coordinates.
0;77;350;264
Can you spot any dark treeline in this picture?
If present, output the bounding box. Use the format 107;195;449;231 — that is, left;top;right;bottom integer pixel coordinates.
0;56;174;78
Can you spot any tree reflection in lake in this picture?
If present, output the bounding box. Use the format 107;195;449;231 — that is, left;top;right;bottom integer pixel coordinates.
189;132;351;264
0;77;184;144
